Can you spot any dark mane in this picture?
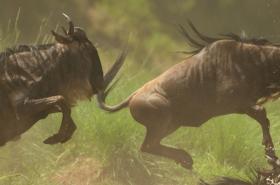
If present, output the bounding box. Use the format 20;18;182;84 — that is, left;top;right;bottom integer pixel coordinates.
179;21;280;54
220;32;273;45
0;43;55;63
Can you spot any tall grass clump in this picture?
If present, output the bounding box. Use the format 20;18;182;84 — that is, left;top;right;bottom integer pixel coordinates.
0;9;21;50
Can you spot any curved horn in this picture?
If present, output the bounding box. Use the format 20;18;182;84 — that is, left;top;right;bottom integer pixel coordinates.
62;13;74;35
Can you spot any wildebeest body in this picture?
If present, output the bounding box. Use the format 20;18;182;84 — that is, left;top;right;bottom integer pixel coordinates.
0;14;126;146
98;25;280;169
0;43;95;142
2;44;95;101
130;40;280;126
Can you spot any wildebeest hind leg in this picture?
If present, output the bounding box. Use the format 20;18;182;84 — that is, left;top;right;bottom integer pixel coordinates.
141;124;193;169
18;95;76;144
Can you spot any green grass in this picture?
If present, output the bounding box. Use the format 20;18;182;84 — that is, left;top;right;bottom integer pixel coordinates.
1;61;280;185
1;10;280;185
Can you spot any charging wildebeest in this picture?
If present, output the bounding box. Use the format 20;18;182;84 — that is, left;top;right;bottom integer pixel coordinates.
97;21;280;170
0;14;126;146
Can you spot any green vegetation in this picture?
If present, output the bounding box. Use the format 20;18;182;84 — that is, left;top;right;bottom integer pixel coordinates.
1;1;280;184
0;61;280;185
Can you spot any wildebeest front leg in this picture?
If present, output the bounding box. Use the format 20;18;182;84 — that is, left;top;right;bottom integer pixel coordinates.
19;96;76;144
246;105;277;160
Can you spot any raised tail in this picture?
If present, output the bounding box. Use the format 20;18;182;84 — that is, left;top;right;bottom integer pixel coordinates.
96;90;134;112
102;45;128;89
97;44;136;112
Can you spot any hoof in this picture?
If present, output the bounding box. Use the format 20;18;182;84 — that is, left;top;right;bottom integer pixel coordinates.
180;160;193;170
176;156;193;170
43;133;73;145
59;135;72;144
177;150;193;170
43;134;62;145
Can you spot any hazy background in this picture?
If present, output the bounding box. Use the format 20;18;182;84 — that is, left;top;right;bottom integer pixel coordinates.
2;0;280;58
1;1;280;185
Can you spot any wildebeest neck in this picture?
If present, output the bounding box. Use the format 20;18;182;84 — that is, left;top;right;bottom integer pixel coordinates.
258;46;280;99
82;42;104;93
230;42;280;104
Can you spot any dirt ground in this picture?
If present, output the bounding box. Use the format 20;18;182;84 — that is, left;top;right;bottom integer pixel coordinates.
52;157;103;185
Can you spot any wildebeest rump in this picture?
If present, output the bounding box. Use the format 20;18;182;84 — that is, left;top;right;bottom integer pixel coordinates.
0;14;126;146
97;21;280;169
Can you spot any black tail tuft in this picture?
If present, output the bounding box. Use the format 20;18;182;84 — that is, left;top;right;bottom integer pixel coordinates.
102;76;121;101
103;45;128;90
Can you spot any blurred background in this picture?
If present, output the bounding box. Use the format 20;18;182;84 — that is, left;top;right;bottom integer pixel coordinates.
1;1;280;185
2;0;280;39
2;0;280;65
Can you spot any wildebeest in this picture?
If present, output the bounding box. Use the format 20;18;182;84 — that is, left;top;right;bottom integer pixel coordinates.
97;21;280;170
0;14;126;146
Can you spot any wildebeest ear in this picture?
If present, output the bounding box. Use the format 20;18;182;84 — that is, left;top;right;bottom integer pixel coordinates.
51;30;72;44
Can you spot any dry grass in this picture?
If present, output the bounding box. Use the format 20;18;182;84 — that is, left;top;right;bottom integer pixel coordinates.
52;156;103;185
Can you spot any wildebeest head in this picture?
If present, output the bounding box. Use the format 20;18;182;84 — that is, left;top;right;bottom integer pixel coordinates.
51;13;104;93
